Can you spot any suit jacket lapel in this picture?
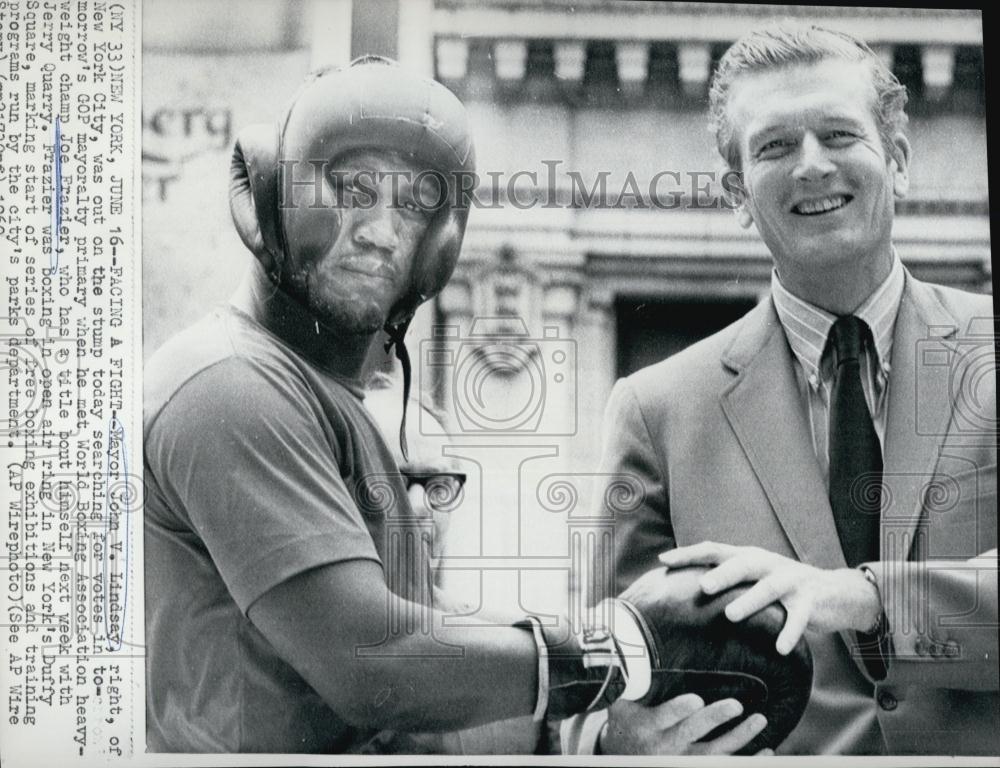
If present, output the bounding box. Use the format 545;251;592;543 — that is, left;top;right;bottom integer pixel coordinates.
880;274;960;563
720;300;848;570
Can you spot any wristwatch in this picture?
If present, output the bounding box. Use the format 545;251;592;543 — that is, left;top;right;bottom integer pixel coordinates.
858;565;887;637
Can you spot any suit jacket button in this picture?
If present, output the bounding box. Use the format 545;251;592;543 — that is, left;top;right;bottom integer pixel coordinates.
878;692;898;711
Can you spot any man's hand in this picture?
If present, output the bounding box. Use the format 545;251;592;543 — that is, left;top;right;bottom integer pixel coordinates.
600;694;771;755
660;542;881;655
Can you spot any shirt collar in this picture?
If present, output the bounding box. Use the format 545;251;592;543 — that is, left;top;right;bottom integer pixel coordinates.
771;253;905;383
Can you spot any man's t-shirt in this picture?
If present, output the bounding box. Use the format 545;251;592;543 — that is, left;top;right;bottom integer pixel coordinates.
143;305;435;753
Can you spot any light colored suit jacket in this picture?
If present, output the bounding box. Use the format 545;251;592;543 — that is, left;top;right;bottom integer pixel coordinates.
580;272;996;755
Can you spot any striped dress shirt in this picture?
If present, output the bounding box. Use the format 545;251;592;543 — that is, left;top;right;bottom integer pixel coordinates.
770;257;906;486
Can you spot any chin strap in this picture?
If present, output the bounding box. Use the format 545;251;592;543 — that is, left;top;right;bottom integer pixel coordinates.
383;319;413;462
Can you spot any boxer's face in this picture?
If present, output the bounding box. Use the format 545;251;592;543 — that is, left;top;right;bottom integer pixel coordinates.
282;149;437;335
727;59;910;287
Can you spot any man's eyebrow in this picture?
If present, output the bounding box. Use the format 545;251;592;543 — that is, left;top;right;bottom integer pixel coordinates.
816;115;868;129
747;125;791;147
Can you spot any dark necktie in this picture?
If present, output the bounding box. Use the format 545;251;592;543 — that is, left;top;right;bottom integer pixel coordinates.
827;316;882;568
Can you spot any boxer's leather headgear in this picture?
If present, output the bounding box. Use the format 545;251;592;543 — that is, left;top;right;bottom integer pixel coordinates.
229;55;474;324
229;56;475;458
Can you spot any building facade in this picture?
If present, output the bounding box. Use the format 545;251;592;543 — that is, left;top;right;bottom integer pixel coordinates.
143;0;989;616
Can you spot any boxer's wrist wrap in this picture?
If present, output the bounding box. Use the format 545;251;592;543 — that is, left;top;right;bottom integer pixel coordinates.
609;598;655;702
513;599;654;720
520;616;549;723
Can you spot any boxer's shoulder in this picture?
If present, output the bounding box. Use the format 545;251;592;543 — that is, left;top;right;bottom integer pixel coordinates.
142;305;300;435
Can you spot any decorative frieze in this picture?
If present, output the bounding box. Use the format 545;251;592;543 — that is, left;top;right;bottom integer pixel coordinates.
436;37;469;80
494;40;528;81
677;42;711;97
922;45;955;101
554;41;587;82
436;36;975;105
615;41;649;84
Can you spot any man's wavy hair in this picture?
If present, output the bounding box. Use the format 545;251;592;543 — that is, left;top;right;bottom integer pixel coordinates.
709;23;909;173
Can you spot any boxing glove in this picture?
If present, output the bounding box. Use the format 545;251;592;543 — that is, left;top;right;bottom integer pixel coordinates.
520;565;812;753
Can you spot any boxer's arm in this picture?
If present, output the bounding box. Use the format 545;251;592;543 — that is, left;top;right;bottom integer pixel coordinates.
248;557;538;732
249;556;807;747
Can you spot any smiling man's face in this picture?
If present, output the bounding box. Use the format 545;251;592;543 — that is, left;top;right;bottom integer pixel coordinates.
728;59;910;295
282;149;438;335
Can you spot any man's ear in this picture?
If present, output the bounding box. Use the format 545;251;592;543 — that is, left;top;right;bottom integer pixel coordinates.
721;167;754;229
888;132;911;199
